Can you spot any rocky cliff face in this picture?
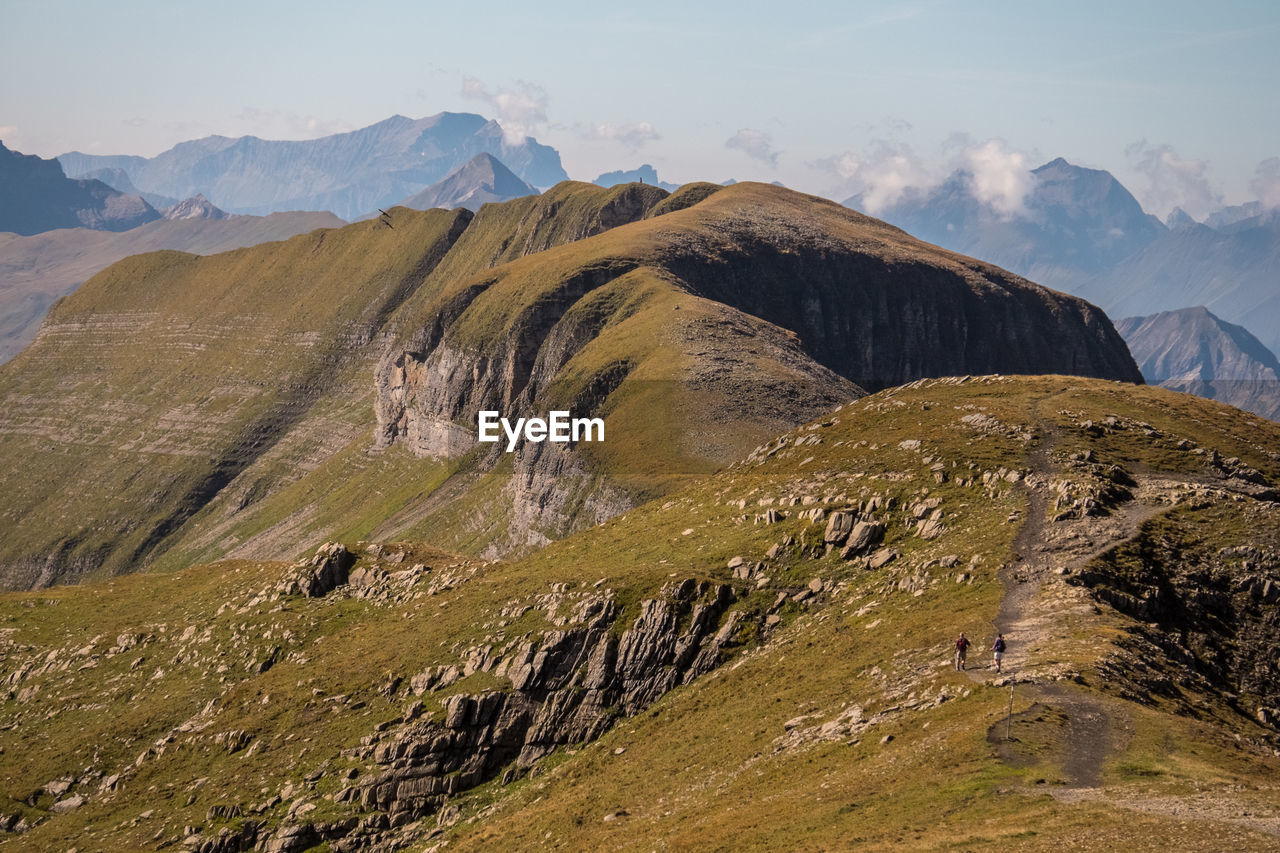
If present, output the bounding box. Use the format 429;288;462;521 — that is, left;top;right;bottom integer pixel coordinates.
1073;508;1280;720
345;580;740;832
651;194;1142;390
374;182;1140;471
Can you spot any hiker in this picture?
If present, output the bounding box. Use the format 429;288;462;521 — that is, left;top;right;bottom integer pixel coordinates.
953;632;970;671
992;633;1007;673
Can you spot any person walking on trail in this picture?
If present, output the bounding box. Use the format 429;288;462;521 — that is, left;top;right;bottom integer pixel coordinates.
992;633;1007;673
953;633;970;671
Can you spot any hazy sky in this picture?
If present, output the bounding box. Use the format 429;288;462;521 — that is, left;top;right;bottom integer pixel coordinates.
3;0;1277;217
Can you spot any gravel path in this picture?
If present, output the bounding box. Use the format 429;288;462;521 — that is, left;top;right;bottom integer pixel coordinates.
977;392;1280;841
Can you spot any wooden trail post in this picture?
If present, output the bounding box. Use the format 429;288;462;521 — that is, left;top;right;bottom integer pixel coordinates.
1006;684;1014;741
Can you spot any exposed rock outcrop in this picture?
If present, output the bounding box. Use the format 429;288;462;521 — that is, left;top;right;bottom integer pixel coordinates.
1073;523;1280;719
371;182;1138;556
344;581;741;832
275;542;354;598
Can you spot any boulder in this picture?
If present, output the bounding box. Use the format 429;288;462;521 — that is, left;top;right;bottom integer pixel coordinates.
823;511;855;545
840;522;884;558
867;548;898;570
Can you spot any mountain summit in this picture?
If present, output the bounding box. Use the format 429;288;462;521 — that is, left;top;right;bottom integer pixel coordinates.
161;193;227;220
1118;306;1280;421
400;153;536;211
595;164;679;191
854;157;1166;289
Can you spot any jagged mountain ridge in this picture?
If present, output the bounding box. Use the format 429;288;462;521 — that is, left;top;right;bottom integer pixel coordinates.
1118;306;1280;421
2;376;1278;849
0;181;1138;589
57;113;568;220
0;141;159;236
595;164;679;191
399;153;537;212
0;209;345;363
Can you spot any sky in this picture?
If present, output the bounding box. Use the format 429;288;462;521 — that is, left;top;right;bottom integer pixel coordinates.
2;0;1278;219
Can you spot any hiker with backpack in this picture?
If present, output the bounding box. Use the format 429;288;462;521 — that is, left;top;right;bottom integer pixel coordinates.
953;633;970;671
992;633;1007;673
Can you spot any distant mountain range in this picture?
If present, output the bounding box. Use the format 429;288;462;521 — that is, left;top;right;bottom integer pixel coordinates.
1117;306;1280;421
0;141;160;235
855;157;1280;356
595;164;679;191
1077;212;1280;356
58;113;568;221
856;157;1166;290
400;153;537;212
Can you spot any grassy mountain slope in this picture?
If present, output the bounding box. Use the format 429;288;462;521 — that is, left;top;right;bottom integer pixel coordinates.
3;377;1278;850
0;210;470;587
162;181;851;565
0;210;344;361
0;182;1139;589
0;182;713;586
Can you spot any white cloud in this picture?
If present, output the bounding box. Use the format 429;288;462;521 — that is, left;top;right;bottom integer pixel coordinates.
814;141;935;213
818;137;1037;217
725;128;779;167
586;121;660;150
961;139;1033;217
1125;141;1221;220
461;77;549;145
1250;157;1280;209
0;125;18;149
